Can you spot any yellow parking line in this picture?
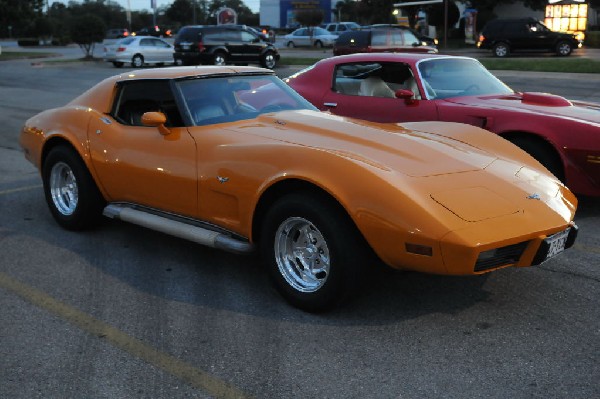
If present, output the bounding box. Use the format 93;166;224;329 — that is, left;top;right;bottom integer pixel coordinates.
0;184;42;195
0;272;253;399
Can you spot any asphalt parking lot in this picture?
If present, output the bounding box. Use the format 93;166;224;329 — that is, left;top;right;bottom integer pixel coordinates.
0;51;599;398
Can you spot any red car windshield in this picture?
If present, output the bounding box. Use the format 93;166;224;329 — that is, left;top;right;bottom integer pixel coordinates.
417;58;513;99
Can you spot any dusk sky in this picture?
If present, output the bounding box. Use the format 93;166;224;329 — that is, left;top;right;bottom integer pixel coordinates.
50;0;260;14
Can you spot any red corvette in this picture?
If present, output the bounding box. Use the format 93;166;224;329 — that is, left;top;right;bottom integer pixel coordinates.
286;53;600;197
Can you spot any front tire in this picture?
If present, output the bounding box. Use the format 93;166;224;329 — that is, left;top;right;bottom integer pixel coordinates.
260;51;277;69
42;146;105;230
556;41;572;56
314;40;323;48
260;193;369;312
287;41;295;48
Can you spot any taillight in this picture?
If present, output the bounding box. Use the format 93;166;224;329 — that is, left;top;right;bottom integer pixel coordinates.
197;41;205;52
117;47;126;52
478;34;485;42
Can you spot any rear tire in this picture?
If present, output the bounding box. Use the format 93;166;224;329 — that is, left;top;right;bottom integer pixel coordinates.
260;193;369;312
212;51;227;66
493;42;510;57
131;54;144;67
509;136;565;182
287;41;295;48
314;40;323;48
112;61;124;68
42;146;105;231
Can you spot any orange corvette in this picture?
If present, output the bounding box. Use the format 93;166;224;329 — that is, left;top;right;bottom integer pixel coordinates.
20;66;578;311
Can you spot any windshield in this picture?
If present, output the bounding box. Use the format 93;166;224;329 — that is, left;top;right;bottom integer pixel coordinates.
177;74;317;126
417;58;513;99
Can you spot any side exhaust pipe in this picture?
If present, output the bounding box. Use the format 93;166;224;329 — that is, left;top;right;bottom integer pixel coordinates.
103;204;254;255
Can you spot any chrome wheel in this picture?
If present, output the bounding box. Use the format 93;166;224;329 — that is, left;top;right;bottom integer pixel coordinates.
262;52;276;69
49;161;78;216
557;42;572;56
132;54;144;67
274;217;330;293
213;52;227;66
493;43;509;57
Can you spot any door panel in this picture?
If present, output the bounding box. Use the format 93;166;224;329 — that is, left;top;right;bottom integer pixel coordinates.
87;114;198;217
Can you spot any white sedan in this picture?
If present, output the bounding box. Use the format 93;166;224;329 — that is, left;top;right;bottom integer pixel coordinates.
103;36;175;68
284;27;338;48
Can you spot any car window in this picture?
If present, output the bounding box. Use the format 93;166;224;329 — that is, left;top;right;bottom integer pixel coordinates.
333;62;418;98
140;38;153;46
120;37;135;45
403;30;419;45
112;80;183;127
153;38;171;47
241;30;256;42
177;75;316;126
372;31;388;46
327;25;335;32
417;58;513;99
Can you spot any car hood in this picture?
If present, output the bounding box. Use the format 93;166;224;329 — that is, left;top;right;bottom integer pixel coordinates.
446;92;600;124
231;110;498;177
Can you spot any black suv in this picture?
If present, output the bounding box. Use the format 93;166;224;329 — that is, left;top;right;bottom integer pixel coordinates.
174;25;279;69
478;18;581;57
333;27;438;56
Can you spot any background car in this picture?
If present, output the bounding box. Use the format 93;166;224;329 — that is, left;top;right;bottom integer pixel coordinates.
333;27;438;56
321;22;361;34
173;25;279;68
286;53;600;197
368;24;438;47
105;28;129;39
103;36;175;68
477;18;581;57
133;25;173;38
284;27;338;48
20;66;577;311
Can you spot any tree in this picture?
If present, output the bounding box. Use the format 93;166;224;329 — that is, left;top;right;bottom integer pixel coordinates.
0;0;45;37
70;14;106;58
295;9;324;28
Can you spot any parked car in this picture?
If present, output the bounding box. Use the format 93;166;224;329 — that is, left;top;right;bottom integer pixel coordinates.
173;25;279;69
105;28;130;39
285;53;600;196
103;36;175;68
20;66;578;311
321;22;361;34
477;17;582;57
368;24;438;47
284;27;338;48
133;25;173;38
333;27;438;56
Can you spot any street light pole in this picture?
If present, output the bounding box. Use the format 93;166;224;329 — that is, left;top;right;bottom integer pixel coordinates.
443;0;448;49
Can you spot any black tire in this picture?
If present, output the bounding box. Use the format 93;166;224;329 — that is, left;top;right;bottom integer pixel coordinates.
112;61;124;68
314;40;323;48
287;41;295;48
509;136;565;182
260;51;277;69
212;51;227;66
493;42;510;57
42;146;105;231
260;193;369;312
556;41;572;56
131;54;144;67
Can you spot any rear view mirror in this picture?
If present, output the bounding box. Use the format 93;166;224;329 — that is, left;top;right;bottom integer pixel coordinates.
395;89;416;104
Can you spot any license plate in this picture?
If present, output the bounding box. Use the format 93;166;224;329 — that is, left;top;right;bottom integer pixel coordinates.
545;228;570;260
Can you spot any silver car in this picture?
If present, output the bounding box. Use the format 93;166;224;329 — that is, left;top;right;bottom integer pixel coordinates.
284;27;338;48
103;36;175;68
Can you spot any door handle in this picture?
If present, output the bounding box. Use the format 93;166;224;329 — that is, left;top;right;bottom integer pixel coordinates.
323;102;337;107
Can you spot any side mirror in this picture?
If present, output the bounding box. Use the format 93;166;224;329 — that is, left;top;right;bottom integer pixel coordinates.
395;89;416;104
141;111;170;135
